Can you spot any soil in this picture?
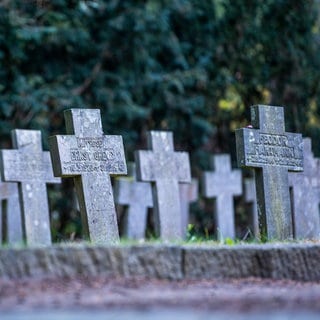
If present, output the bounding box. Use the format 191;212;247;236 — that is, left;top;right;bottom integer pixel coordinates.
0;276;320;314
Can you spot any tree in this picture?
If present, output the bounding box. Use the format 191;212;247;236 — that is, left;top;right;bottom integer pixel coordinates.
1;0;320;240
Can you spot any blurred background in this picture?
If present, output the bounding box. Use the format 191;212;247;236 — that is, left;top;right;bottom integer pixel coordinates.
1;0;320;241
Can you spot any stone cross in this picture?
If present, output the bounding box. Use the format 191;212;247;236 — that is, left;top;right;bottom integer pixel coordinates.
0;177;22;245
135;131;191;240
179;178;198;235
114;162;153;240
202;154;242;240
49;109;127;244
236;105;303;240
288;137;320;239
244;177;259;238
0;130;60;246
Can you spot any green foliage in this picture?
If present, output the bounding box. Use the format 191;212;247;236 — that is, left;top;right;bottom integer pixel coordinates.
1;0;320;240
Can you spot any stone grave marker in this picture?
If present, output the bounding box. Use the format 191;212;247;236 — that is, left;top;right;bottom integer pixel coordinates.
244;177;259;238
236;105;303;240
114;162;153;239
289;137;320;239
202;154;242;240
0;177;22;245
49;109;127;244
179;178;198;235
135;131;191;240
0;130;60;246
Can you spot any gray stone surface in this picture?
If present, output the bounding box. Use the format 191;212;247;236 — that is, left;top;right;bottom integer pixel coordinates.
0;244;182;280
0;243;320;282
0;130;60;246
179;178;198;235
49;109;127;244
244;177;259;238
125;245;183;279
289;138;320;239
114;162;153;239
183;243;320;281
236;105;303;240
202;154;242;240
135;131;191;240
0;177;22;245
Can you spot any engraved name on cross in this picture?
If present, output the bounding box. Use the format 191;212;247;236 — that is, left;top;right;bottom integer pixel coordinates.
135;131;191;240
49;109;127;244
236;105;303;240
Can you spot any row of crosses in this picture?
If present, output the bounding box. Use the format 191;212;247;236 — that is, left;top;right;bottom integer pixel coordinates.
0;106;318;246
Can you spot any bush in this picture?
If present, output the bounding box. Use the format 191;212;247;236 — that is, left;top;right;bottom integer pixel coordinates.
1;0;320;240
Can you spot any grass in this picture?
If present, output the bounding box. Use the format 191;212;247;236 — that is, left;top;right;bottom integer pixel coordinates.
1;224;320;249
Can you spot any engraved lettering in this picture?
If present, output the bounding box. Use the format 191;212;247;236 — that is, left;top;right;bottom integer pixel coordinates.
93;150;115;161
71;150;91;161
259;133;288;146
77;138;104;149
246;132;303;168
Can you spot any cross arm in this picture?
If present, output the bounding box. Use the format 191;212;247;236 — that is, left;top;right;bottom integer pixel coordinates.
236;128;303;171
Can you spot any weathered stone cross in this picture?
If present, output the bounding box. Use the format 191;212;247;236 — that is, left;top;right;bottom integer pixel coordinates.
49;109;127;244
114;162;153;239
202;154;242;240
179;178;198;235
288;137;320;239
244;177;259;238
0;130;60;245
0;177;22;245
135;131;191;240
236;105;303;240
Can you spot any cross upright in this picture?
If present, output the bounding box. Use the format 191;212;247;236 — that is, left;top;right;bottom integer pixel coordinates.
0;130;60;246
202;154;242;240
0;177;22;245
236;105;303;240
244;177;259;238
288;138;320;239
49;109;127;244
114;162;153;239
135;131;191;240
179;178;198;236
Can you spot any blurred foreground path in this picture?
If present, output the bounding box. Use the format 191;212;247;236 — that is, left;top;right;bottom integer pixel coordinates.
0;277;320;319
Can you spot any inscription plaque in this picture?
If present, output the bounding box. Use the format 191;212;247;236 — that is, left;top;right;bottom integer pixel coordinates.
289;138;320;239
236;105;303;240
202;154;242;240
135;131;191;240
49;109;127;244
114;162;153;239
0;130;60;246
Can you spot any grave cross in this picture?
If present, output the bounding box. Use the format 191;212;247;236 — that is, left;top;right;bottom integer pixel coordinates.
179;178;198;235
236;105;303;240
0;130;60;245
202;154;242;240
244;177;259;238
289;138;320;239
135;131;191;240
114;162;153;239
49;109;127;244
0;178;22;245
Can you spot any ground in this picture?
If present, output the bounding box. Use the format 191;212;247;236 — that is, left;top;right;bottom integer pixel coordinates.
1;276;320;319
